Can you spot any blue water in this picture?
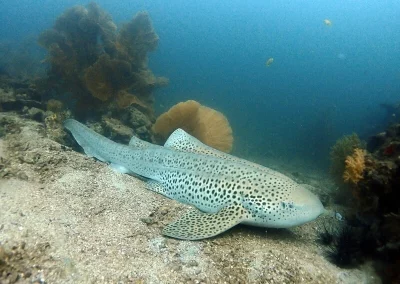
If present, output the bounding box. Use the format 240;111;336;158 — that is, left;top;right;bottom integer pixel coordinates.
1;0;399;169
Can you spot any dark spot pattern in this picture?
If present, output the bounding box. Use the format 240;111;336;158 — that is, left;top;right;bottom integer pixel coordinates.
162;204;245;240
66;121;314;239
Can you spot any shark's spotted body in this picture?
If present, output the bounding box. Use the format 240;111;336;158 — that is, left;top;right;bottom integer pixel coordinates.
64;119;324;240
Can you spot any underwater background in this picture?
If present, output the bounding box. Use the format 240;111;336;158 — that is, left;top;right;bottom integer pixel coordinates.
1;0;400;170
2;1;400;282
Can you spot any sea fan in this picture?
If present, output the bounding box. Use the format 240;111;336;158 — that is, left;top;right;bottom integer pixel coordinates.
343;148;366;184
153;100;233;152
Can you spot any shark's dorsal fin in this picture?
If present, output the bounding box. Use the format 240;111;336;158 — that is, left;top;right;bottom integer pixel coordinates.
162;204;245;240
164;129;227;157
164;129;290;180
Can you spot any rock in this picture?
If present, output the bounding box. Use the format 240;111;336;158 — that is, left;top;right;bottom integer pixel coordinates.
186;260;199;267
136;126;147;135
367;132;386;153
101;116;134;144
129;108;152;129
24;107;45;122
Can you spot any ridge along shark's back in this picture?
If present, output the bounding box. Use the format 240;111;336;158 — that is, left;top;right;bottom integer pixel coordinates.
64;119;324;240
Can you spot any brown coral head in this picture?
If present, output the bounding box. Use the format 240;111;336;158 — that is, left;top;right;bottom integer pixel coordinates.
117;11;159;68
343;148;366;184
84;54;133;101
153;100;233;153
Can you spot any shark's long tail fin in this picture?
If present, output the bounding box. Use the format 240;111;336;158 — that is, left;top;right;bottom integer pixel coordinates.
64;119;119;162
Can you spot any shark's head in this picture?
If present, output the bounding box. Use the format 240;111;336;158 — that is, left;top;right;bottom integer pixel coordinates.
243;183;325;228
274;184;325;227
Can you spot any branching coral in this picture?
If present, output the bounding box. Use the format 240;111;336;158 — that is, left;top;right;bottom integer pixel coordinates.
343;148;366;184
83;54;133;101
330;133;365;183
117;12;159;69
153;100;233;152
38;3;167;115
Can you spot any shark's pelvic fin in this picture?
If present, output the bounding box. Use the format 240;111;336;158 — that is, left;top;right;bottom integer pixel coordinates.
110;163;130;174
162;204;245;240
145;180;168;194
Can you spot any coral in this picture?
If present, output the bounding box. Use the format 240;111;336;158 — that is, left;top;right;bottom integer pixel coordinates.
117;12;159;69
152;100;233;152
37;3;167;139
152;100;200;138
330;133;365;183
34;3;170;146
46;99;63;113
83;54;133;101
332;123;400;281
343;148;366;184
193;106;234;153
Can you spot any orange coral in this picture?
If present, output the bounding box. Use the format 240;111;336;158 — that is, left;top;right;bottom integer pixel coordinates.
343;148;366;184
193;106;233;153
84;54;133;101
152;100;233;153
153;100;200;137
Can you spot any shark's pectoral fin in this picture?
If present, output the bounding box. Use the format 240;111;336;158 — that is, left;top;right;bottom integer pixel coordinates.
162;204;245;240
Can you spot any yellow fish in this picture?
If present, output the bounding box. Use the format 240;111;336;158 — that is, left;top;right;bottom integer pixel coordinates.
324;19;332;26
266;57;274;67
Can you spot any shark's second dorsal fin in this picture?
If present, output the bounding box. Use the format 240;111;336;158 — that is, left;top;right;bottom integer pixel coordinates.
162;204;245;240
129;135;157;149
164;129;227;158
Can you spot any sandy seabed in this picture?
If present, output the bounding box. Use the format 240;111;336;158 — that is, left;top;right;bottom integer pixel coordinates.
0;113;381;283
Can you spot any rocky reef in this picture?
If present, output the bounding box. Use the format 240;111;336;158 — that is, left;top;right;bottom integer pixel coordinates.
1;2;168;146
0;112;373;283
38;2;167;113
329;123;400;282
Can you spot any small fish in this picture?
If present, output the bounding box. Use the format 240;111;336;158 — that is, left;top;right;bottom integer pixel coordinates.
64;119;325;240
324;19;332;26
266;57;274;67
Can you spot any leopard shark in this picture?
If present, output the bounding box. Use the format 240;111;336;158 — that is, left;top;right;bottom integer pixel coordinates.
64;119;324;240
